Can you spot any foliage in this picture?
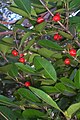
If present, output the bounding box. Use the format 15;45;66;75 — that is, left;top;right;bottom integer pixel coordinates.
0;0;80;120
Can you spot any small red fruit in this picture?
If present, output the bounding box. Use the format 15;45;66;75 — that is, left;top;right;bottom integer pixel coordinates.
20;53;24;58
37;17;44;23
53;34;62;40
69;49;76;57
12;50;18;56
19;57;25;63
52;14;61;22
24;81;31;87
64;58;70;65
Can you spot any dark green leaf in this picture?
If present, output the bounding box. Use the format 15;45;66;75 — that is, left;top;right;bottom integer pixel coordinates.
13;0;31;14
38;40;63;50
34;56;57;82
74;69;80;89
0;106;17;120
17;88;41;102
22;109;45;119
15;62;35;73
29;86;62;112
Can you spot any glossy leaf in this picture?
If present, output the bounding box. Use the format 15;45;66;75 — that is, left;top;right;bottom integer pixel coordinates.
15;62;35;73
29;86;62;112
35;22;46;32
8;6;29;17
19;32;31;49
0;106;17;120
22;109;45;119
38;40;63;50
66;102;80;118
34;56;57;82
14;0;31;14
17;88;41;102
58;30;73;39
74;69;80;88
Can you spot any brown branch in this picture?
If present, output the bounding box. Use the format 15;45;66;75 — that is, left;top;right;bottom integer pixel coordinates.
0;31;13;36
0;52;9;63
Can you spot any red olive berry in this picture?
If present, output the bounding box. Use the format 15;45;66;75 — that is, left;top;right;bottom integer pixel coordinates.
52;15;61;22
55;13;60;16
64;58;70;65
53;34;62;40
12;50;18;56
69;49;76;57
37;17;44;23
20;53;24;58
19;57;25;63
58;35;63;40
24;81;31;87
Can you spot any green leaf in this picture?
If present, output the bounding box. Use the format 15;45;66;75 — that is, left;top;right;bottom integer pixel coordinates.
55;83;76;96
22;109;45;119
40;86;59;94
19;32;31;49
34;56;57;82
66;102;80;118
15;62;35;73
38;48;54;58
35;22;46;32
60;77;76;89
8;6;29;17
13;0;31;14
17;88;41;102
0;106;17;120
69;16;80;25
74;69;80;88
70;0;80;9
0;64;12;73
58;30;73;39
77;49;80;56
24;38;36;51
8;64;18;77
0;24;8;31
38;40;63;50
29;86;62;112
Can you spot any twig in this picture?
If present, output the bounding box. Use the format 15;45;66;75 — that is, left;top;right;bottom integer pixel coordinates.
0;52;9;63
0;112;8;120
0;31;13;36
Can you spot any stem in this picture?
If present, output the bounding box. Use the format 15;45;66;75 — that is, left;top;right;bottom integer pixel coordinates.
0;31;13;36
0;112;8;120
0;52;9;63
39;0;54;16
65;0;69;30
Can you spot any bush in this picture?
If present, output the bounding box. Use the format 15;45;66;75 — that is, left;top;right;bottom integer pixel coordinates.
0;0;80;120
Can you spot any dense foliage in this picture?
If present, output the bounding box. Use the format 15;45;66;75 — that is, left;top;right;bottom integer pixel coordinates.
0;0;80;120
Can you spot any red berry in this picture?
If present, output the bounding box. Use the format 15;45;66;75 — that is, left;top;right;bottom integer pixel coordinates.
52;15;61;22
55;13;60;16
69;49;76;57
64;58;70;65
12;50;18;56
20;53;24;58
19;57;25;63
37;17;44;23
53;34;62;40
24;81;31;87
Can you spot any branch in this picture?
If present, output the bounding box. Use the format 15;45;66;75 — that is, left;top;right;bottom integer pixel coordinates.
0;31;13;36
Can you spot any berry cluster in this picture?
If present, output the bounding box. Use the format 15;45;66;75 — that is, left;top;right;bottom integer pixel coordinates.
53;34;62;41
12;49;25;63
64;49;76;65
